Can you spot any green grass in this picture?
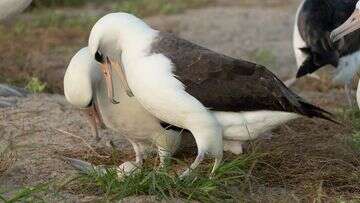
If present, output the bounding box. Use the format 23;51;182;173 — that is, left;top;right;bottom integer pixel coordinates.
339;108;360;150
25;77;47;93
115;0;212;17
31;0;106;8
0;183;50;203
69;153;261;202
249;49;278;70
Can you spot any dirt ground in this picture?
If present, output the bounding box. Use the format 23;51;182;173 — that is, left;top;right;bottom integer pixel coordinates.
1;0;360;202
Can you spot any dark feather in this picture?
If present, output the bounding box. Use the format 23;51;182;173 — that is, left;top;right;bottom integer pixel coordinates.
151;33;336;122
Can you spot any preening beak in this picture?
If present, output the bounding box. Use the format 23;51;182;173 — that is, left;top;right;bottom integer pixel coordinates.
331;9;360;42
108;58;134;98
100;59;120;104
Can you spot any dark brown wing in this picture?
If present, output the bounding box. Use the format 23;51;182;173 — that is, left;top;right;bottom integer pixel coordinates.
151;32;334;121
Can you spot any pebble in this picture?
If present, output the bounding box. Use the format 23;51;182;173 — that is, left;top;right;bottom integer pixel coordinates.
0;84;28;97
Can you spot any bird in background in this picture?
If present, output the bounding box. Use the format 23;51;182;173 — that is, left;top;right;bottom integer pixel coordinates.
331;0;360;109
291;0;360;106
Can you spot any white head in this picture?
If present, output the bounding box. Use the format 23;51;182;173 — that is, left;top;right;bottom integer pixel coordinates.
64;47;101;108
88;12;157;62
88;12;157;101
356;0;360;9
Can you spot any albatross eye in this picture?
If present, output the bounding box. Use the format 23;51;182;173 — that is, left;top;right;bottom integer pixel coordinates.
95;51;104;63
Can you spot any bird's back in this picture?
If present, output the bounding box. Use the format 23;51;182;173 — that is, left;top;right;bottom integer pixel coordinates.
151;32;334;121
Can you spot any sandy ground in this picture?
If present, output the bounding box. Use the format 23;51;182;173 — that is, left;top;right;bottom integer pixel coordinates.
1;1;359;202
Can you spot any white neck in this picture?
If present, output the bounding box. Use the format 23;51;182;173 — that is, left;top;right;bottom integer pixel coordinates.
89;13;159;61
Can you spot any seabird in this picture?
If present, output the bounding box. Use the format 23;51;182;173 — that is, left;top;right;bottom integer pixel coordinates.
292;0;360;105
0;0;32;21
65;47;307;175
330;0;360;108
87;12;335;177
64;47;184;174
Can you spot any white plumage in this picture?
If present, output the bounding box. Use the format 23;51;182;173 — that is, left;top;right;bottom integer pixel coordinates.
65;47;300;176
87;13;306;177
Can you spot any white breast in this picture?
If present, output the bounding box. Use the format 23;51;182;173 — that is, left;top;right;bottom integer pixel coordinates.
123;53;211;129
95;69;163;140
333;50;360;84
357;80;360;109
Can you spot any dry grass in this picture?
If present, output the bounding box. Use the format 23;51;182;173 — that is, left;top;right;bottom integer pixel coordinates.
0;151;16;176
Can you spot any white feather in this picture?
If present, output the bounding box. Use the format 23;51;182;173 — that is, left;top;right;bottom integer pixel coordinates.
0;0;32;21
214;111;299;141
64;48;100;108
333;50;360;84
293;0;307;68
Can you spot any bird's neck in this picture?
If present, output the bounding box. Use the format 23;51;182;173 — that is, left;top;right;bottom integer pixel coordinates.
118;27;159;59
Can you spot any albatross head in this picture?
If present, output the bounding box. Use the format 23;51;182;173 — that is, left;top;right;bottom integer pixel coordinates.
64;47;101;109
88;12;158;103
330;0;360;42
64;47;103;141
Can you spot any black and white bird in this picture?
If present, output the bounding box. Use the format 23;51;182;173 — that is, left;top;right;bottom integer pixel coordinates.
292;0;360;105
331;1;360;108
88;12;335;177
64;47;307;175
0;0;32;21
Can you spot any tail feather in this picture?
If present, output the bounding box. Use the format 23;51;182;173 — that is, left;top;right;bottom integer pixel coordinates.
276;76;340;124
298;101;340;124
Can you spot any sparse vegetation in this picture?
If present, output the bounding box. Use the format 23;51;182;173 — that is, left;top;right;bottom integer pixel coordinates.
249;49;278;70
340;108;360;150
26;77;47;93
31;0;103;8
0;183;50;202
116;0;212;17
69;154;261;202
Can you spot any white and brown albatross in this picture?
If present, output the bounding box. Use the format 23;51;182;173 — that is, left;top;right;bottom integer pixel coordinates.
292;0;360;105
330;1;360;108
64;47;306;175
88;12;336;177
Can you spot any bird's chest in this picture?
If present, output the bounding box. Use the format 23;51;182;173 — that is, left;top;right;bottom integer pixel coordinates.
338;50;360;70
123;55;190;127
95;78;161;138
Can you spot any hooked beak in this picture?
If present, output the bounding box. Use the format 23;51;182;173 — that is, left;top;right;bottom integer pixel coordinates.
100;59;120;104
107;58;134;98
331;9;360;42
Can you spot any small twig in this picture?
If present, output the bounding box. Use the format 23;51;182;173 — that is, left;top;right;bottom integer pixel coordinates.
53;128;109;159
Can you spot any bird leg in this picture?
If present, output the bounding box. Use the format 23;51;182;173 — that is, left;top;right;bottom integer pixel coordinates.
117;140;144;177
155;129;182;168
179;152;205;178
83;103;103;141
345;83;355;107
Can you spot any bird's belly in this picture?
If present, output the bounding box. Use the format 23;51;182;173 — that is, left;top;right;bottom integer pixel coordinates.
357;80;360;109
95;80;162;140
334;50;360;84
